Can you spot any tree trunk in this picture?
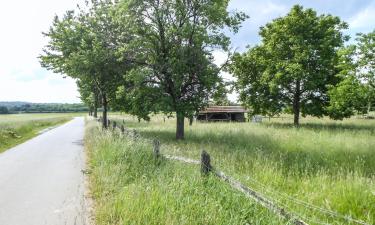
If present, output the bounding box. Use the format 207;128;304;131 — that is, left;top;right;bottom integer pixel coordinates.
368;101;371;115
93;92;98;118
293;80;301;126
189;116;193;126
93;107;98;118
176;112;185;140
102;93;108;129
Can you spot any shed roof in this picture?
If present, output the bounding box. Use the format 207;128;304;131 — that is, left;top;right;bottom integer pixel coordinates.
199;106;247;113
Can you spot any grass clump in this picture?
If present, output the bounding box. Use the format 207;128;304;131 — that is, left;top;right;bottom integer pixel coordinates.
0;113;77;153
85;121;285;225
107;114;375;224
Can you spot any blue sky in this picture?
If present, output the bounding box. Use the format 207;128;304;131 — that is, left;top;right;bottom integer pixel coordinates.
228;0;375;50
0;0;374;103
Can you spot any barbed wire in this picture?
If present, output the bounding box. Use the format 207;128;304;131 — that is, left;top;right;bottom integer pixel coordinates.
242;174;370;225
94;117;372;225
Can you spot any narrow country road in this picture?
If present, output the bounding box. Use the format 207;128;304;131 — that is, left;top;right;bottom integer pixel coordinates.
0;117;89;225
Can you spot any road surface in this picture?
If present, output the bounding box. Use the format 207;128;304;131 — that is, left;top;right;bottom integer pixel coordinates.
0;117;90;225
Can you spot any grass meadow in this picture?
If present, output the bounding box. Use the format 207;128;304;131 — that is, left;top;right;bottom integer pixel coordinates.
0;113;80;153
87;114;375;225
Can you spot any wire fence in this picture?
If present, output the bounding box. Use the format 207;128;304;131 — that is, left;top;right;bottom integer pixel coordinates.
94;117;371;225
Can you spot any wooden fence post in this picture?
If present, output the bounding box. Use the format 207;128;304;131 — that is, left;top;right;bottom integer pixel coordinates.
153;139;160;158
132;129;137;141
121;125;125;134
201;150;212;176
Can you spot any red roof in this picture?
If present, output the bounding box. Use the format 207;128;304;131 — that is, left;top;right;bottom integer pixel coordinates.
199;106;247;113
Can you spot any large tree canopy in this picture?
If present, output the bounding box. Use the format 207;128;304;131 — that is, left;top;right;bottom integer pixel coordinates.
230;5;348;125
40;0;132;128
116;0;247;139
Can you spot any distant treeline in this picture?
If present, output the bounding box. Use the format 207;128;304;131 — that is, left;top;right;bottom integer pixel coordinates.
0;102;89;114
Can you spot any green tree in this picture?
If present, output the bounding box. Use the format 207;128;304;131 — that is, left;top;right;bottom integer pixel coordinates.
0;106;9;114
230;46;282;117
230;5;348;125
357;30;375;90
356;30;375;113
211;81;232;106
119;0;247;139
40;0;131;128
77;79;100;117
328;30;375;119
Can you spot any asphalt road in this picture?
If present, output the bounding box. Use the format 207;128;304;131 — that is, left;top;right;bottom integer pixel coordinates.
0;117;89;225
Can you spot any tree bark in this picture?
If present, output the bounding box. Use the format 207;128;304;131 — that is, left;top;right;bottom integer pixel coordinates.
93;107;98;118
93;89;99;118
189;116;193;126
293;80;301;126
176;112;185;140
102;93;108;129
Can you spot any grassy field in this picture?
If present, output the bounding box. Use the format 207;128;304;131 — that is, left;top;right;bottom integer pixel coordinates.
87;114;375;225
0;113;81;153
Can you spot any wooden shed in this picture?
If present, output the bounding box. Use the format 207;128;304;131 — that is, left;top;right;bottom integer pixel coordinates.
197;106;247;122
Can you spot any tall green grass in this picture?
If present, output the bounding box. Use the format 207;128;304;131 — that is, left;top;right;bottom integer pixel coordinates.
107;114;375;224
0;113;78;152
86;121;285;224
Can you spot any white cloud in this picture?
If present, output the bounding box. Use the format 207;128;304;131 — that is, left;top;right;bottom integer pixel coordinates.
349;3;375;31
0;71;79;103
213;51;238;102
0;0;84;103
228;0;289;50
1;0;374;104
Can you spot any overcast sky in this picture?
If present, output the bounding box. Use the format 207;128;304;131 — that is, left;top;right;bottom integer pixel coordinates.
0;0;374;103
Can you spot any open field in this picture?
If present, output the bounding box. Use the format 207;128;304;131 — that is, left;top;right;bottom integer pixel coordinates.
0;113;82;153
88;114;375;224
86;120;284;224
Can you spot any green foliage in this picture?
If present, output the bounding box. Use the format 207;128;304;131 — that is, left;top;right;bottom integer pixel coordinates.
230;47;281;116
356;30;375;89
40;0;132;128
210;81;233;106
116;0;247;138
328;30;375;119
77;80;100;116
327;75;368;119
0;102;88;113
229;5;348;125
0;106;9;114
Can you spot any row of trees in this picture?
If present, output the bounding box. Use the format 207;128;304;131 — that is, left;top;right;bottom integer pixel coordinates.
0;102;88;113
41;1;374;138
0;106;9;114
40;0;246;139
229;5;375;125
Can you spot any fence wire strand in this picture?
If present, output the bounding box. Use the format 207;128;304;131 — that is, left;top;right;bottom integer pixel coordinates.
96;118;371;225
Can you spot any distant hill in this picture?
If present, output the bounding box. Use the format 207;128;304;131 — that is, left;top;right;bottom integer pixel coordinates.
0;101;88;114
0;101;30;108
